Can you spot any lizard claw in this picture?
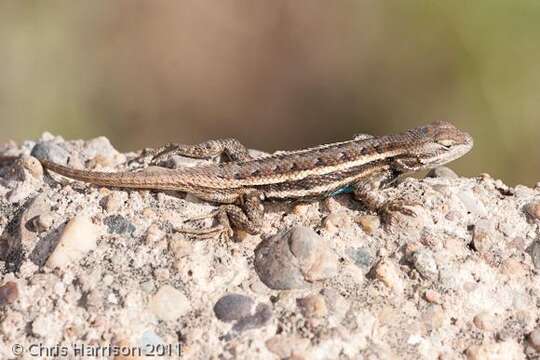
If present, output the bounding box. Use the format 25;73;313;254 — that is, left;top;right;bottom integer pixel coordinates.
379;199;420;223
175;209;234;239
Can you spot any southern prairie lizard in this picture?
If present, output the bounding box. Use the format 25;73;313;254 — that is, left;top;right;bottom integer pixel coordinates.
10;121;473;236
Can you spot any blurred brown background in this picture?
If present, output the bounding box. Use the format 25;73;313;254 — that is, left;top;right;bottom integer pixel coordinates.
1;1;539;185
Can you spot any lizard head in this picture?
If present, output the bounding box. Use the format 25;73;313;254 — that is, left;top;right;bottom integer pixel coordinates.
394;121;474;172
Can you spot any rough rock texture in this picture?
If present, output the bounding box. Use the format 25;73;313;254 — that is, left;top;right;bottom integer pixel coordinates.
0;134;539;359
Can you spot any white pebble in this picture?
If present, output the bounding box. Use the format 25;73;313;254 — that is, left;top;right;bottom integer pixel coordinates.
149;285;190;321
46;215;100;269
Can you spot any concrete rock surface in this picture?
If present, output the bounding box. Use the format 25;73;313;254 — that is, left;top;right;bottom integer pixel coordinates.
0;135;539;359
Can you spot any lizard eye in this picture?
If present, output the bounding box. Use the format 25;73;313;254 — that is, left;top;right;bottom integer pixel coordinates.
437;139;456;148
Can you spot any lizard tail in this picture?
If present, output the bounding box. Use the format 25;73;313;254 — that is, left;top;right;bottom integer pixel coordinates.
40;159;146;188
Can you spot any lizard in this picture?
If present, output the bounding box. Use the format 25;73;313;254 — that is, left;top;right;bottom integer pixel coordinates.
12;121;473;236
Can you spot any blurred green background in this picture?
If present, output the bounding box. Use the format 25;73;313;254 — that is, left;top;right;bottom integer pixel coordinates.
1;1;539;185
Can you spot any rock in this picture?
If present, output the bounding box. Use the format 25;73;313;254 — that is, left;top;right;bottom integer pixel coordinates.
323;211;351;232
145;224;165;244
426;166;458;179
0;281;19;305
46;215;100;269
7;183;37;204
372;258;404;294
411;249;439;280
346;247;374;269
355;214;380;234
265;335;310;359
473;312;497;331
471;220;497;254
34;213;54;232
466;340;523;360
82;136;120;163
297;294;328;318
525;202;540;221
213;294;255;322
102;192;126;212
424;289;441;304
31;141;70;165
528;240;540;269
528;327;540;352
104;215;135;235
31;314;62;339
254;226;338;290
148;285;190;322
231;303;272;333
457;191;487;217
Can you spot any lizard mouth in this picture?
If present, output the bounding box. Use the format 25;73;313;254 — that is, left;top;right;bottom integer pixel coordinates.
430;133;474;167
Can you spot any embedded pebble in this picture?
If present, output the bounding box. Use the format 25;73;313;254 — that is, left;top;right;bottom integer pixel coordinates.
31;140;70;164
145;223;165;244
473;312;497;331
213;294;255;322
265;335;310;359
0;281;19;305
81;136;120;162
525;201;540;220
46;215;100;269
297;294;328;318
148;285;190;322
424;289;441;304
102;192;126;212
528;240;540;269
104;214;136;235
355;214;380;234
457;190;487;217
323;211;351;232
254;226;338;289
372;258;404;293
528;327;540;352
471;220;497;254
426;166;458;179
466;340;523;360
411;249;439;280
231;303;272;333
346;247;374;269
34;213;54;232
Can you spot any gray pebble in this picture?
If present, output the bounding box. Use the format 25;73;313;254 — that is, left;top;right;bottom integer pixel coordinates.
346;247;374;269
31;141;70;165
411;249;439;280
527;240;540;269
232;303;272;333
214;294;255;323
426;166;458;179
104;215;136;235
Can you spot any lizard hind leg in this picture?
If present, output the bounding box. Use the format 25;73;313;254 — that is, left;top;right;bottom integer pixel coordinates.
151;138;252;164
176;191;264;239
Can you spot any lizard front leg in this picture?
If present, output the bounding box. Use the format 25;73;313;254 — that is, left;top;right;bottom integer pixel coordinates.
352;170;417;222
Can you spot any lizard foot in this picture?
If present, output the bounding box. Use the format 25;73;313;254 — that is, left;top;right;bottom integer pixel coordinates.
379;199;420;224
175;209;234;239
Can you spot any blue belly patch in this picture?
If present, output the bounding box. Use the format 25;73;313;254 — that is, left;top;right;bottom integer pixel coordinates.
330;185;354;196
